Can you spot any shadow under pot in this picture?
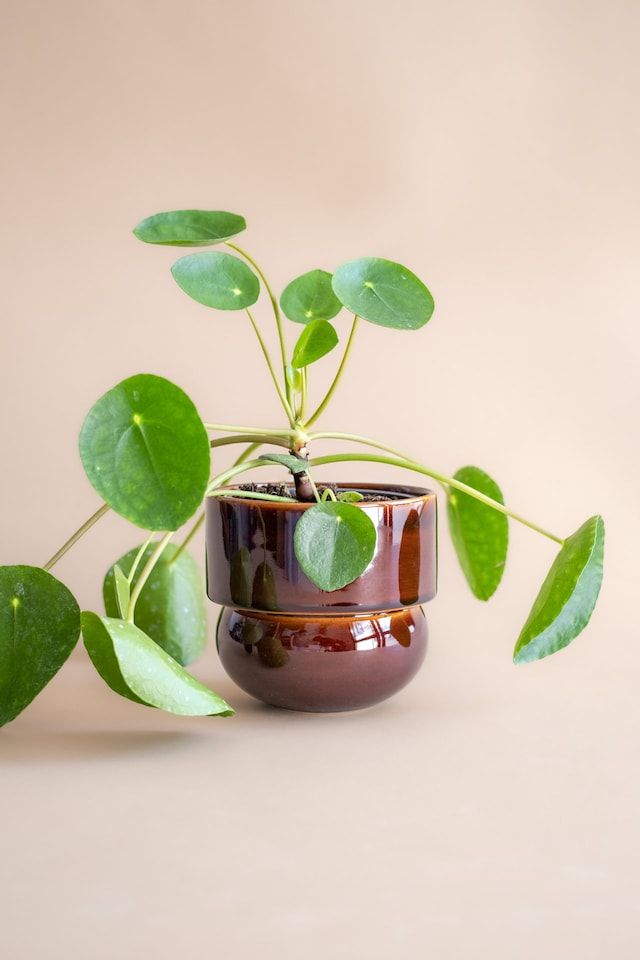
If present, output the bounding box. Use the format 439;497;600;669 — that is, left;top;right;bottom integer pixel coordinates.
205;483;437;712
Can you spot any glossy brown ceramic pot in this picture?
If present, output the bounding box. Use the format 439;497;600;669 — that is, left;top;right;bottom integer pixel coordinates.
206;483;437;712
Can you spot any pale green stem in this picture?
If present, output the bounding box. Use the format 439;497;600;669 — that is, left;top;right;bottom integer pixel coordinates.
232;441;264;465
207;458;275;494
321;487;337;502
127;532;154;584
208;489;295;503
246;308;295;424
306;470;321;503
309;450;564;545
127;532;172;621
298;368;308;421
210;434;291;450
171;514;204;564
226;241;290;401
204;422;297;438
43;503;110;571
304;315;360;428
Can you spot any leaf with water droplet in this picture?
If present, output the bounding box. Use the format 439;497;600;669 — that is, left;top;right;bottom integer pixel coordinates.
79;373;210;531
82;612;233;716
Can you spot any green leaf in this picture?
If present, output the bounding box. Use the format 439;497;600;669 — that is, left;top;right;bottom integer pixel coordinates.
82;612;233;716
447;465;508;600
79;373;210;531
112;565;130;619
332;257;434;330
258;453;308;475
291;319;338;369
513;516;604;664
171;252;259;310
0;566;80;727
133;209;246;246
337;490;364;503
294;502;376;591
280;269;342;324
104;544;207;666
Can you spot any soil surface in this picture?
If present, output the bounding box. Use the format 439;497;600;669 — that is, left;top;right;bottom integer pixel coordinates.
237;482;393;502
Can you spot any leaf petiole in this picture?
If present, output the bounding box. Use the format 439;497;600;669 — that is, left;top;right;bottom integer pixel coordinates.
126;533;155;585
43;503;110;572
308;450;564;545
204;423;297;438
226;241;291;405
127;532;172;622
246;308;296;424
208;489;295;503
210;434;291;450
304;315;359;427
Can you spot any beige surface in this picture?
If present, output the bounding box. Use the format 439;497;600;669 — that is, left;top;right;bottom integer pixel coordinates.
1;1;638;956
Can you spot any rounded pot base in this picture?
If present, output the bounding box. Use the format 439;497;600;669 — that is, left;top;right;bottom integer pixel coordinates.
217;607;428;712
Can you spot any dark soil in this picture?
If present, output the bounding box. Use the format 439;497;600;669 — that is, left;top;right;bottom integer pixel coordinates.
237;482;393;502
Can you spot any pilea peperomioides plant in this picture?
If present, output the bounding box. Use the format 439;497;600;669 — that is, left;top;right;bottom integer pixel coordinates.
0;208;605;725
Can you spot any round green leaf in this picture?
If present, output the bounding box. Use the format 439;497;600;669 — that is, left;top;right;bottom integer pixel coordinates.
133;209;246;246
82;612;233;716
513;516;604;664
103;543;207;666
79;374;210;531
171;252;259;310
447;465;508;601
332;257;434;330
291;319;339;369
294;501;376;591
0;566;80;727
280;269;342;324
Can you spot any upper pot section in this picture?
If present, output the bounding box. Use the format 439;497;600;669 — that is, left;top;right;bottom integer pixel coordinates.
205;483;437;615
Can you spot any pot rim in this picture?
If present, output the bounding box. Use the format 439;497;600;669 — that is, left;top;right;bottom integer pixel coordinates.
207;481;435;509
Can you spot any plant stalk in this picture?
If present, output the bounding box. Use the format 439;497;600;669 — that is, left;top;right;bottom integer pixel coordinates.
204;423;297;438
309;450;564;544
43;503;110;572
127;532;172;621
246;308;295;424
304;315;359;427
226;241;290;403
127;533;155;584
210;434;291;450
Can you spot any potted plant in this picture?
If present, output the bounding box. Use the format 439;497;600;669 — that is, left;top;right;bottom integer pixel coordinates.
0;209;605;723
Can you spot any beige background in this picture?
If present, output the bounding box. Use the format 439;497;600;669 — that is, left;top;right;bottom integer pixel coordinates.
1;0;638;956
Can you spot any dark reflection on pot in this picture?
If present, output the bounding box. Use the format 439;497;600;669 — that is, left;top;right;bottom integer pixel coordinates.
252;560;279;612
398;507;421;605
229;547;252;607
